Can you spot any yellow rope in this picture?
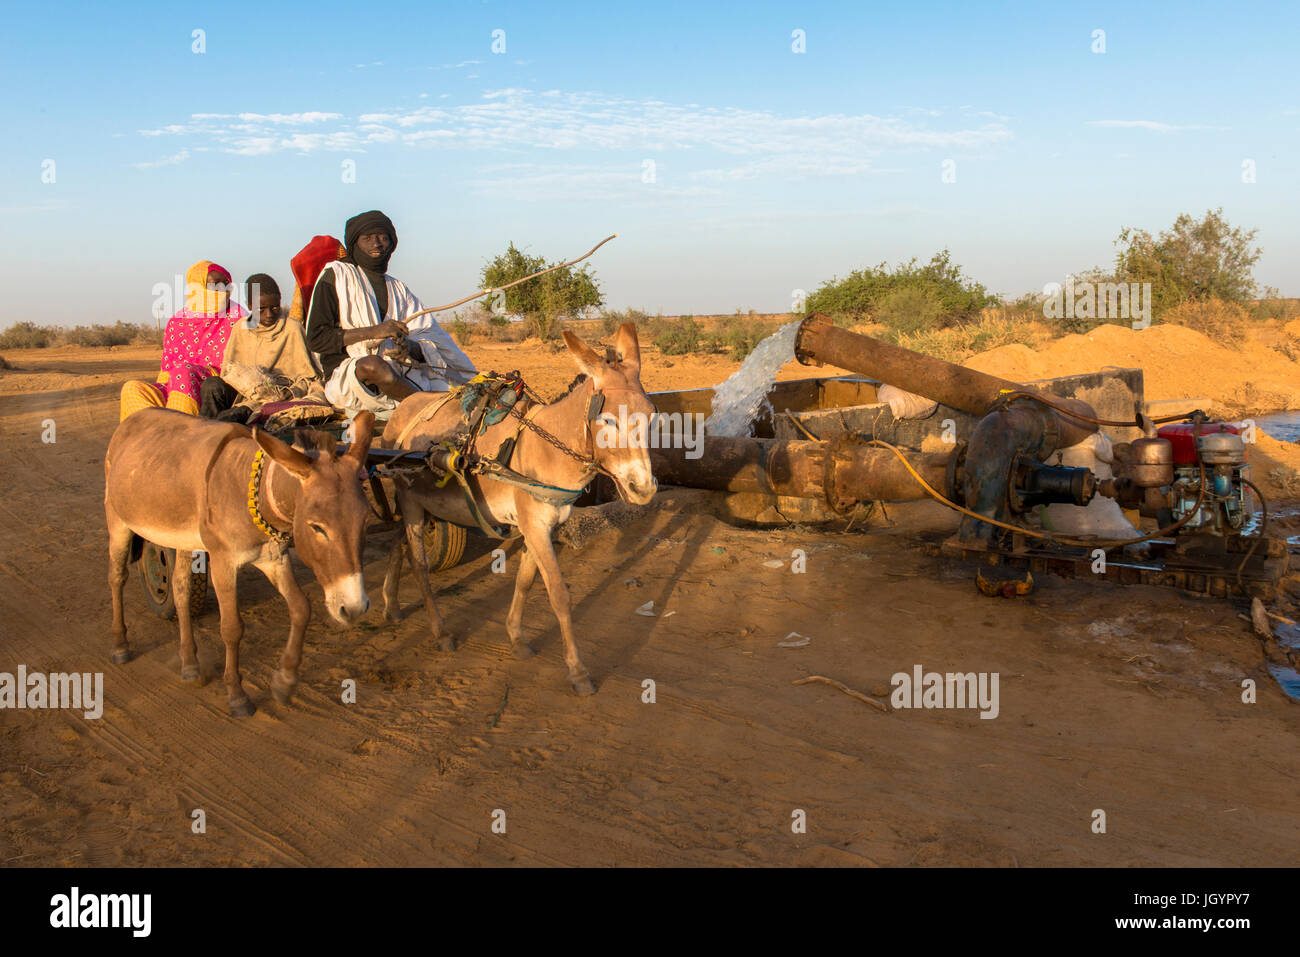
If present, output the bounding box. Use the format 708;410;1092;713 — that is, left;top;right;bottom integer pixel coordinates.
864;438;1203;550
247;448;291;543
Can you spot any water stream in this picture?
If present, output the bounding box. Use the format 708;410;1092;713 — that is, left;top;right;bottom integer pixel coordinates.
704;320;801;437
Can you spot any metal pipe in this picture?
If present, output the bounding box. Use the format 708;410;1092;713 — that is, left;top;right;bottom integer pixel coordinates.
650;436;950;510
793;313;1098;449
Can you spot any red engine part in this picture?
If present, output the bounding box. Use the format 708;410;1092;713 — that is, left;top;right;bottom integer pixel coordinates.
1156;422;1243;465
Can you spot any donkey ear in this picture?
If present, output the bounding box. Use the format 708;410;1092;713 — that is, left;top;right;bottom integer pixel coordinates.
344;411;376;465
254;426;316;479
562;330;603;378
614;322;641;373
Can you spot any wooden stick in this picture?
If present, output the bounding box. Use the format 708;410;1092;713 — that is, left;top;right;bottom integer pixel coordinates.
487;683;510;728
793;675;890;713
403;234;618;321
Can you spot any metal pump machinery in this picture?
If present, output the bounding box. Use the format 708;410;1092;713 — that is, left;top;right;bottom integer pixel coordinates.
1103;420;1251;537
789;314;1284;596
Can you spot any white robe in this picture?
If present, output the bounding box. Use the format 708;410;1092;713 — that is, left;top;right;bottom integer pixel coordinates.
313;260;477;391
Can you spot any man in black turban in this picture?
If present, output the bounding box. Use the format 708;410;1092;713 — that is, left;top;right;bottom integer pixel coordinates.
305;209;476;416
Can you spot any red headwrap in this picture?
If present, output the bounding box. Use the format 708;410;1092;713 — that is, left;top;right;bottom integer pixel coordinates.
291;235;346;300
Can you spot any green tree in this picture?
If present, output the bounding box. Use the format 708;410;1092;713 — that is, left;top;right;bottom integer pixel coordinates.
1113;208;1262;316
805;249;997;326
479;242;603;338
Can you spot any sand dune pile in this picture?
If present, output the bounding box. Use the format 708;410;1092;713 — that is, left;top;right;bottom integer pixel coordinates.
965;323;1300;418
1243;432;1300;502
965;323;1300;501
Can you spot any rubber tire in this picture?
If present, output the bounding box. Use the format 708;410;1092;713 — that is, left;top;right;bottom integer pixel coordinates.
423;520;467;572
137;543;209;620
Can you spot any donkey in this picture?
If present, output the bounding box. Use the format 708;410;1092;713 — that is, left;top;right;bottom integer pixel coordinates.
380;323;657;694
104;409;376;716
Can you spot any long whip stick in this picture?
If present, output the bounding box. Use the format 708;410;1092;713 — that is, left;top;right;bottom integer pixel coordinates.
402;234;618;322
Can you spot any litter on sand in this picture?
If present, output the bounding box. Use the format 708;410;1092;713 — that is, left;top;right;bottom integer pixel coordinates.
762;560;784;569
635;601;656;617
777;632;811;647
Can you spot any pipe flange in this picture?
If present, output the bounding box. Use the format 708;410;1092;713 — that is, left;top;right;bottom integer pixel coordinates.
1006;456;1030;514
822;431;866;515
945;441;968;506
793;313;828;367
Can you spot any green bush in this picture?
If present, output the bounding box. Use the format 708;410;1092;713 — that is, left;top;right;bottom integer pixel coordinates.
1160;298;1250;348
653;316;701;355
896;312;1047;363
526;312;564;341
449;317;472;346
0;320;166;349
718;316;776;361
1113;207;1261;316
64;322;139;347
0;322;55;349
872;286;948;340
1248;289;1297;321
601;308;650;335
133;325;164;347
486;319;528;342
806;250;997;326
480;242;602;338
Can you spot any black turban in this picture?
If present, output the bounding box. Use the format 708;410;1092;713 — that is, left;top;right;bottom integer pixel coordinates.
344;210;397;273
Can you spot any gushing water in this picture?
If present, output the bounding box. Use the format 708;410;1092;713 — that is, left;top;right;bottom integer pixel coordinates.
704;320;801;437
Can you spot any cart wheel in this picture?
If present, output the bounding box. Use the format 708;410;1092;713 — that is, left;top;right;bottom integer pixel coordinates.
423;520;467;572
137;543;209;620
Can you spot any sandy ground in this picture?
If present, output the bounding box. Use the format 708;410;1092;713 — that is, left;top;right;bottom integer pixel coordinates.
2;336;1299;867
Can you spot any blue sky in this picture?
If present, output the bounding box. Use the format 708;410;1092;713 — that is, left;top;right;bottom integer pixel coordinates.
3;0;1297;326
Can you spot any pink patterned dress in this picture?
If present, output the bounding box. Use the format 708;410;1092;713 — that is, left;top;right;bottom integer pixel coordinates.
156;306;248;406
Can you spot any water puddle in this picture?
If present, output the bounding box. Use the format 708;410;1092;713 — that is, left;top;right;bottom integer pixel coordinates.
1254;410;1300;443
1266;622;1300;702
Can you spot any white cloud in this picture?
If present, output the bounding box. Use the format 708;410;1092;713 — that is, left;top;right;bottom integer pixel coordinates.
0;198;73;214
135;149;190;168
191;111;341;124
134;89;1013;191
1086;119;1199;132
464;163;716;202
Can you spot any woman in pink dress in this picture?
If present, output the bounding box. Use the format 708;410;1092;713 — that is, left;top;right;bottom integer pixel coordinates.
120;260;248;419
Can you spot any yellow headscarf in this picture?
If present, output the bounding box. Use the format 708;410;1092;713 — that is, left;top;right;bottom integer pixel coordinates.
183;260;233;315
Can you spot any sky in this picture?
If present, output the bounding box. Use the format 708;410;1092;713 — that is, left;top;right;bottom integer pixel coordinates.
3;0;1297;326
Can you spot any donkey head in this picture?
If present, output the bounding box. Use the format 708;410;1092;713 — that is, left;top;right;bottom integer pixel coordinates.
253;412;377;624
562;323;658;505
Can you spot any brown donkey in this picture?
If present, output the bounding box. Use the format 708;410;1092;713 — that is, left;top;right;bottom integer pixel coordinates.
380;323;657;694
104;409;376;716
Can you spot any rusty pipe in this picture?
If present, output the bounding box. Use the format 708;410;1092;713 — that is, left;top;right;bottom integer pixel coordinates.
793;313;1097;449
649;435;951;510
